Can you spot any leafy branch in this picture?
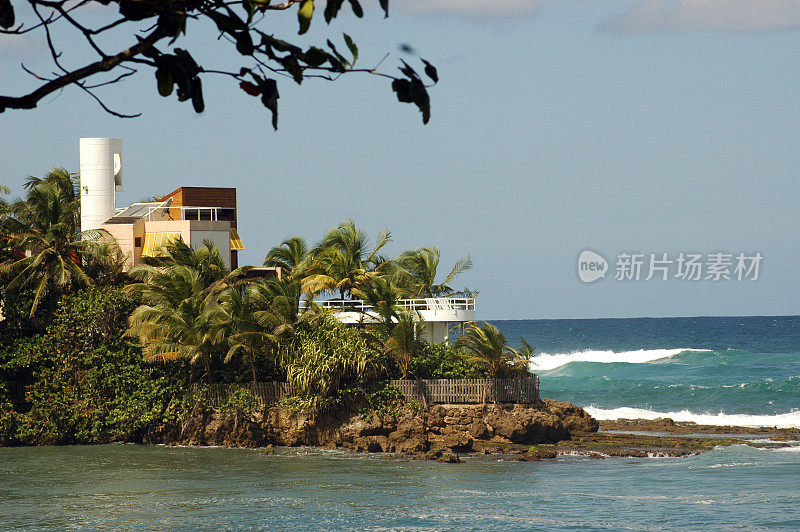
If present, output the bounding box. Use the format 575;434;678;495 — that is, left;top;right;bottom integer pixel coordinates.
0;0;437;128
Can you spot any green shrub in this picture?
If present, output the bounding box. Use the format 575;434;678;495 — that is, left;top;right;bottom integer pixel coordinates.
363;382;405;416
220;387;259;413
408;342;487;379
1;287;181;444
282;316;385;398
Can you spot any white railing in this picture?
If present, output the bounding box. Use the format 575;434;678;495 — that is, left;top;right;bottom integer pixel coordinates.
303;297;475;312
145;205;227;222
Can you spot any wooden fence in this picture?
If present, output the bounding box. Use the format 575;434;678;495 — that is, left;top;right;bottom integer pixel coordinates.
390;376;540;404
191;382;293;409
190;376;539;409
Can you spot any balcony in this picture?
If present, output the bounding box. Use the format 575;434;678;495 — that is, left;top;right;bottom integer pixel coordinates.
144;205;235;222
303;297;476;325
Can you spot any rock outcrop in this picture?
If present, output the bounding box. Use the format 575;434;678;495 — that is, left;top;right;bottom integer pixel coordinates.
152;399;599;456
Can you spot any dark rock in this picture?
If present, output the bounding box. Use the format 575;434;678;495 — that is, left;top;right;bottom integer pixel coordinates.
151;399;599;457
469;420;490;439
436;452;461;463
442;435;473;453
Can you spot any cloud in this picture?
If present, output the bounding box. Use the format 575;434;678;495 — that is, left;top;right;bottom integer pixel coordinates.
601;0;800;34
395;0;546;18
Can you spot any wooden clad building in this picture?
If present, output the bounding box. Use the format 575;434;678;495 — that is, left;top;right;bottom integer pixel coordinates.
158;187;240;269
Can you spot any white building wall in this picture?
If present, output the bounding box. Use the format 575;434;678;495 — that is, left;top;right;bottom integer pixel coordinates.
79;138;122;232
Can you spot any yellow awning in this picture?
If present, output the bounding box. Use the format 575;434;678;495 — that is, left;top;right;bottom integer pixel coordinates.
230;228;245;251
141;232;183;257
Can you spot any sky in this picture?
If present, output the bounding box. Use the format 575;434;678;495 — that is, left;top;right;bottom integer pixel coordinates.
2;0;800;320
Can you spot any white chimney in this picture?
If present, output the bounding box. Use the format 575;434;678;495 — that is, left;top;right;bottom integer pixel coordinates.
79;137;122;232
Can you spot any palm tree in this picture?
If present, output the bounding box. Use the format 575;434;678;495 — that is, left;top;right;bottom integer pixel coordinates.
263;236;310;280
351;275;404;336
0;168;92;316
126;263;224;382
214;282;282;385
517;337;536;360
302;219;391;299
456;322;529;379
82;238;129;287
384;311;427;379
394;246;472;298
145;238;228;288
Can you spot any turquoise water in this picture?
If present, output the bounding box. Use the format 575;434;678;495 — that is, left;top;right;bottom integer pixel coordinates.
1;444;799;530
495;316;800;426
2;316;800;529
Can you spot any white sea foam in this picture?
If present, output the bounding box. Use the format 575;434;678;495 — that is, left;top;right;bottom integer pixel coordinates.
584;406;800;429
528;348;710;371
772;445;800;453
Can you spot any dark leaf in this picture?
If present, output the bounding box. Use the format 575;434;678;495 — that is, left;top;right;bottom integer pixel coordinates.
392;76;430;124
324;0;344;23
347;0;363;17
174;49;199;74
421;58;438;83
379;0;389;18
239;81;261;97
343;33;358;63
297;0;314;35
268;37;302;55
191;79;205;113
0;0;14;29
206;10;246;34
118;0;156;21
327;54;346;73
235;31;254;56
301;46;329;67
140;43;161;60
157;13;185;42
326;39;349;67
258;78;280;130
399;59;419;80
391;78;412;103
281;56;304;84
155;67;174;97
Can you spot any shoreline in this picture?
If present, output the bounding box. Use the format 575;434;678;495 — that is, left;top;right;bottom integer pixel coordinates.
5;400;798;461
145;403;800;462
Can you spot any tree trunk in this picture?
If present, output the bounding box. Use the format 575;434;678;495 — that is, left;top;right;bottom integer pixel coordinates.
205;360;213;384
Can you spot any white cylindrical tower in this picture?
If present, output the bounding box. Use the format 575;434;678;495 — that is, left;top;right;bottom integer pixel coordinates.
79;137;123;232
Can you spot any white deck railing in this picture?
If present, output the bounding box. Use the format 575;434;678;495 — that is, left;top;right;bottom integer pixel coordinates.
145;205;229;222
302;297;475;312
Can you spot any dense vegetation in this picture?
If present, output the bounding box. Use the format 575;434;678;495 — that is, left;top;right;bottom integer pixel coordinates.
0;170;530;445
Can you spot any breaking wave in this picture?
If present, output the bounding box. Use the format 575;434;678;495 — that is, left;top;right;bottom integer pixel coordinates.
529;348;711;371
584;406;800;429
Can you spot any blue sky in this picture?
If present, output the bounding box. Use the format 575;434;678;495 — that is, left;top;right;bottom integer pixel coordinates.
2;0;799;319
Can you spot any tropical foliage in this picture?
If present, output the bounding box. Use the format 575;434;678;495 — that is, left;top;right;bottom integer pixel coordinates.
456;322;530;378
1;182;537;444
384;311;426;379
0;169;89;316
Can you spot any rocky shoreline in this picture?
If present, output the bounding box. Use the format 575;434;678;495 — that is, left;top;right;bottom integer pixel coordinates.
144;400;800;462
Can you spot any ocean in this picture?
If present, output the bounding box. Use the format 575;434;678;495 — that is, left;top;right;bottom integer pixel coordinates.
1;316;799;529
495;316;800;427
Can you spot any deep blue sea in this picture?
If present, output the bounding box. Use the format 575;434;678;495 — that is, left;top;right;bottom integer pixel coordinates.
495;316;800;427
1;316;799;530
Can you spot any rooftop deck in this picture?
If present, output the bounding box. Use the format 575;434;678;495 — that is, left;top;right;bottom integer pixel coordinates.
303;297;476;324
